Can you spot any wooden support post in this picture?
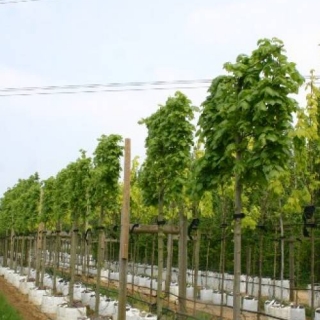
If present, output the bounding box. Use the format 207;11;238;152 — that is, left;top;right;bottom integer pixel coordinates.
118;138;131;320
129;224;179;234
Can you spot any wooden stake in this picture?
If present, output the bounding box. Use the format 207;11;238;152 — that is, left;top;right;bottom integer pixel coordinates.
118;138;131;320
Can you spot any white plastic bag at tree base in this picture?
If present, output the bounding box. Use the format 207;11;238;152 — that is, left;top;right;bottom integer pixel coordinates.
19;280;35;295
41;295;68;314
264;299;276;315
28;288;49;306
88;294;96;310
200;288;213;302
0;266;8;276
99;298;117;316
226;293;233;307
212;291;226;305
308;284;320;308
56;304;87;320
290;305;306;320
186;286;194;299
315;308;320;320
242;296;258;312
80;290;93;306
169;284;179;302
127;273;133;283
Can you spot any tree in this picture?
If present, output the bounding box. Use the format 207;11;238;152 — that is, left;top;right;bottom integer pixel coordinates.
65;150;92;305
197;38;304;319
91;134;123;314
139;91;197;317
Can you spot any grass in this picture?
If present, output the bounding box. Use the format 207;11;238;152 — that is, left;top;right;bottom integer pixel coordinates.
0;292;23;320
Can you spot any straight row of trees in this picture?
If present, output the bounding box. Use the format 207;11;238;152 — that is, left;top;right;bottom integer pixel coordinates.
1;38;320;318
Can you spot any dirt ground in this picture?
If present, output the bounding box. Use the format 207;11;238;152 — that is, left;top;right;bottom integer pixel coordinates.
0;275;50;320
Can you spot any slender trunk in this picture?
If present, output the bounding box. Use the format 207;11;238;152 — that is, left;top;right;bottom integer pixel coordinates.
246;247;251;295
69;220;78;306
220;228;226;319
233;169;242;320
273;229;278;297
150;235;156;305
289;236;295;302
35;223;44;287
157;190;165;318
165;232;173;294
193;230;201;315
9;228;14;269
118;138;131;320
53;222;61;294
280;213;284;302
95;207;105;314
40;227;47;287
3;230;8;267
14;236;18;273
178;206;188;318
311;227;315;320
27;237;33;280
20;236;25;274
257;233;263;320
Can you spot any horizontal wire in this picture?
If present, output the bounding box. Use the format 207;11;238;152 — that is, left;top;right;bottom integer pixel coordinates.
0;85;209;97
0;76;318;97
0;0;44;4
0;79;212;93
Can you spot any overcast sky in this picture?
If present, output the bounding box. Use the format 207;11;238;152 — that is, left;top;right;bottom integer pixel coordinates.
0;0;319;195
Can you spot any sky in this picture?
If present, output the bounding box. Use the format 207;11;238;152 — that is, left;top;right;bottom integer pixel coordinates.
0;0;320;195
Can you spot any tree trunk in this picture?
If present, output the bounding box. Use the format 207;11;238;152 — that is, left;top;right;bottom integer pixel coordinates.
95;207;105;315
157;190;165;318
193;230;201;315
220;227;226;319
289;236;295;302
257;233;263;320
178;206;188;318
311;227;315;320
53;222;61;294
233;171;242;320
280;213;284;302
14;236;18;273
35;223;44;287
3;230;8;267
9;228;14;270
245;247;251;295
69;220;78;306
20;236;26;274
118;138;131;320
40;227;47;287
165;232;173;295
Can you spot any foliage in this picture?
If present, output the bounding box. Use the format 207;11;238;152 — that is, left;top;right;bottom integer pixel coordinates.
197;37;304;190
139;91;197;207
91;134;123;221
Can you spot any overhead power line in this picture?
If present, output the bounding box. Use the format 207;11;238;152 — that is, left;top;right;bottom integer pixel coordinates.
0;76;318;97
0;0;43;5
0;79;212;97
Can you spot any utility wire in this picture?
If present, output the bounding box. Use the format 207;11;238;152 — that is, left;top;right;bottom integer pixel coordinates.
0;79;212;97
0;0;43;5
0;76;318;97
0;85;209;97
0;79;212;92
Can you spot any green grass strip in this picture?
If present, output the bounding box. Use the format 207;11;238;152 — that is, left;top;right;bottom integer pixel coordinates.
0;292;23;320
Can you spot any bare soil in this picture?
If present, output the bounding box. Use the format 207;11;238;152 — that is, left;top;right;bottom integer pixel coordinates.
0;275;50;320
